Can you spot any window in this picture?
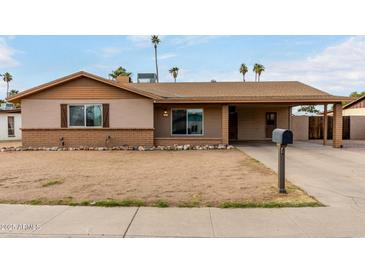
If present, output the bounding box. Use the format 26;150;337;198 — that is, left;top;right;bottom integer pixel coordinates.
7;116;15;137
172;109;203;135
69;104;102;127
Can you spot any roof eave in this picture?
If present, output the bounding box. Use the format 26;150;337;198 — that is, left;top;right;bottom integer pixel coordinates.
154;96;350;104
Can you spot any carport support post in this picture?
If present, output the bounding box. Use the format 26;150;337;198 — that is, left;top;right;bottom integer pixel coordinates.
278;144;287;193
333;103;343;148
323;104;328;145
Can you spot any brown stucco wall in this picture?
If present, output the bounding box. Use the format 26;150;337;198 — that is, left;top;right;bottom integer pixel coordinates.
20;76;155;147
291;115;309;140
153;104;224;145
236;105;290;140
154;104;222;138
350;116;365;140
22;128;154;147
21;99;154;129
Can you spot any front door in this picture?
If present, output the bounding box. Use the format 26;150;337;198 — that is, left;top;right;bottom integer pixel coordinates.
229;106;238;141
265;112;277;138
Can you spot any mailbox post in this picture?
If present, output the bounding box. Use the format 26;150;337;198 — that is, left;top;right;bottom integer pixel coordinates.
272;129;293;193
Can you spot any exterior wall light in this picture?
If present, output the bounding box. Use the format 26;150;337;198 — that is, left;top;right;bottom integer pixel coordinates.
163;109;169;117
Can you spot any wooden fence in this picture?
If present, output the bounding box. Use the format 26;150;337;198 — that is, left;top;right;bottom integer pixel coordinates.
309;116;350;139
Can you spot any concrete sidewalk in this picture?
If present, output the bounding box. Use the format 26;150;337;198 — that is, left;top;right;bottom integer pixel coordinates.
1;204;365;237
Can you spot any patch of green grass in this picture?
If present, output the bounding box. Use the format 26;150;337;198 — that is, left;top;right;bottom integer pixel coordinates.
177;200;201;208
155;200;169;208
220;200;323;208
69;199;146;207
29;199;43;205
42;180;64;187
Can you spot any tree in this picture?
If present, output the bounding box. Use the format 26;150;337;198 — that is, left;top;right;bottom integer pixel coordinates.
349;91;365;98
1;72;13;98
151;35;160;82
108;67;132;80
169;67;179;82
253;63;265;82
298;105;320;114
9;89;18;96
239;63;248;82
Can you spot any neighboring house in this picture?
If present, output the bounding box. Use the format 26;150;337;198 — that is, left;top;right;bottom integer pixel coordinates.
0;109;22;141
341;94;365;116
7;71;348;148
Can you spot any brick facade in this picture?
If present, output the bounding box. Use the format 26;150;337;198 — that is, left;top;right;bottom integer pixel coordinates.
333;103;343;148
22;128;154;147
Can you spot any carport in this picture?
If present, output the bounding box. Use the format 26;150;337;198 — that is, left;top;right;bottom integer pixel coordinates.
228;102;346;148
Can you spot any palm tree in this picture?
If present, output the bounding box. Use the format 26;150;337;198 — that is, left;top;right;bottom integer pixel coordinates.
9;89;19;96
253;63;265;82
169;67;179;82
1;72;13;98
151;35;160;82
108;67;132;80
239;63;248;82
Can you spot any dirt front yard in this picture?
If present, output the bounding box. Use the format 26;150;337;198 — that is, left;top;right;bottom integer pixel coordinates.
0;149;318;207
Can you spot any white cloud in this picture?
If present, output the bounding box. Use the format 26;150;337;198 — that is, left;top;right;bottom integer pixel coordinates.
100;46;123;57
168;35;219;48
0;37;19;69
169;36;365;96
127;35;217;49
158;53;176;60
265;36;365;95
126;35;153;48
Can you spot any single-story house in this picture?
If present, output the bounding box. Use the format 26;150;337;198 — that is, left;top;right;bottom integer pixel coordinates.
7;71;348;148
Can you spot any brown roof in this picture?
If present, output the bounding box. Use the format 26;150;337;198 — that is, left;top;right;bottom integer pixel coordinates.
342;94;365;109
123;81;348;103
8;71;349;104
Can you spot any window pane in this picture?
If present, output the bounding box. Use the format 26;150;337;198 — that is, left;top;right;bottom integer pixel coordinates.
187;109;203;135
69;105;85;126
266;112;276;126
172;109;187;134
8;116;14;137
86;105;102;127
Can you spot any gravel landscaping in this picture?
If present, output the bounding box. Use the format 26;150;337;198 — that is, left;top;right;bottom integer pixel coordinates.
0;148;319;207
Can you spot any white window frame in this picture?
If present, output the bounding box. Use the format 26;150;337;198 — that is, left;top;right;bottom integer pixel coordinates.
171;108;204;136
68;104;103;128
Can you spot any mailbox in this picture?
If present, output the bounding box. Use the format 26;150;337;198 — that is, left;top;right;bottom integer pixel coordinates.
272;129;293;145
272;128;293;194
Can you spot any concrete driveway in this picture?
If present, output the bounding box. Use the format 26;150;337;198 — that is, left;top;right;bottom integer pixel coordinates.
237;141;365;208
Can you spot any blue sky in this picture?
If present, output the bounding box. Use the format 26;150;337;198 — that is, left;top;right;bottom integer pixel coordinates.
1;35;364;99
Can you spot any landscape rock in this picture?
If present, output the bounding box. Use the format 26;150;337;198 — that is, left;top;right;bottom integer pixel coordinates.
0;143;235;152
